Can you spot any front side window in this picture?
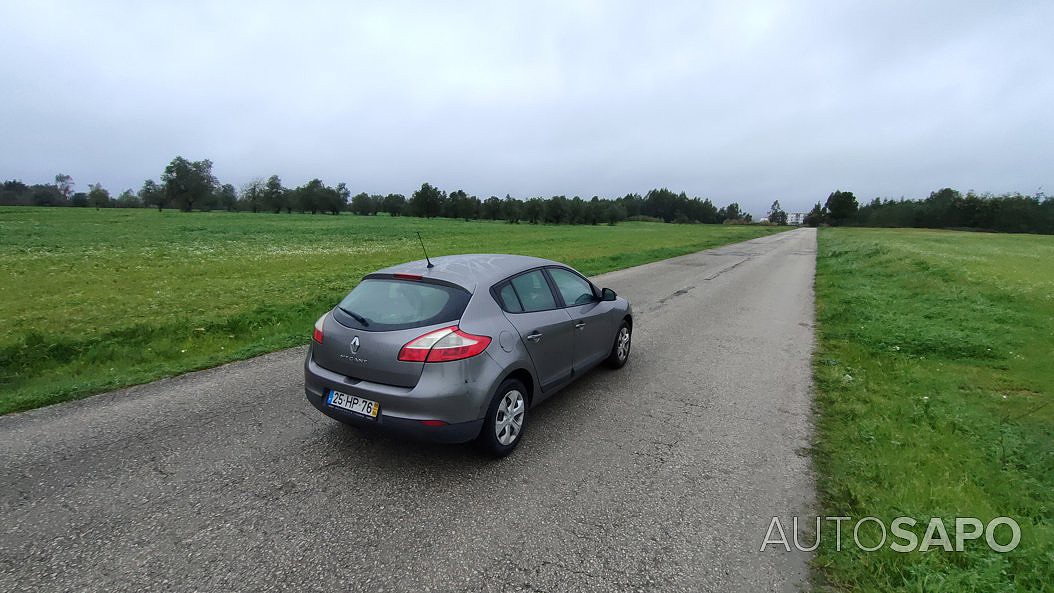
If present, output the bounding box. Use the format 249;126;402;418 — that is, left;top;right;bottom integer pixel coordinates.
548;268;596;307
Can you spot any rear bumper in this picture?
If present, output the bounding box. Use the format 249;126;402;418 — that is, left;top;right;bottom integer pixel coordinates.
304;349;498;444
304;387;484;443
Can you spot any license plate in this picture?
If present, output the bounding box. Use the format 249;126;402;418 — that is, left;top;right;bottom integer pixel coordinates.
327;390;379;418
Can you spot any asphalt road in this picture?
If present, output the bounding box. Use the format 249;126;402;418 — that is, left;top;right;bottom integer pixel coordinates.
1;228;818;593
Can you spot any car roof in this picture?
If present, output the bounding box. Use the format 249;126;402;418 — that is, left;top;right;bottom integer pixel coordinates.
372;253;565;292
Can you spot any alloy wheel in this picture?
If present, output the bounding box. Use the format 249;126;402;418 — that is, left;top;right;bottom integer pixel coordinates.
494;389;525;445
616;327;631;362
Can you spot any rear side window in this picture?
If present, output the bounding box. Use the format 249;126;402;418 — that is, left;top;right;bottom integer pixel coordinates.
508;270;557;312
548;268;596;306
497;283;524;313
334;279;470;331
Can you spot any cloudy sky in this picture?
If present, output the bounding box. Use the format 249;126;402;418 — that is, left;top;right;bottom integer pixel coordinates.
2;1;1051;215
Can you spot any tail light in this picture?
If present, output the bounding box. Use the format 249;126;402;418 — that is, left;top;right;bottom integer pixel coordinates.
398;326;491;362
312;314;326;344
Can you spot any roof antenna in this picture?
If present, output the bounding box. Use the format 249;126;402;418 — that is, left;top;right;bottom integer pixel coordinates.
416;231;435;268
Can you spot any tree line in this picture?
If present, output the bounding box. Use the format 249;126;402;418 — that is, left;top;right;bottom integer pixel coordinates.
1;156;758;225
802;188;1053;234
391;183;755;225
7;156;1049;233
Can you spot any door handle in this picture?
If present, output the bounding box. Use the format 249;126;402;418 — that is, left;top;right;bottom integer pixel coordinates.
526;332;543;342
574;321;586;329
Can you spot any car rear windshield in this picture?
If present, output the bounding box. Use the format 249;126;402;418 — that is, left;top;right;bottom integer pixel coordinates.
333;278;471;331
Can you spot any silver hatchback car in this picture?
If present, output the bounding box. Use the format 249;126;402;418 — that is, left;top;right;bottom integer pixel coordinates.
304;254;633;456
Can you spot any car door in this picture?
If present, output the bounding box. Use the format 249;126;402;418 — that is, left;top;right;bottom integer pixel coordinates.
545;267;615;372
495;270;574;392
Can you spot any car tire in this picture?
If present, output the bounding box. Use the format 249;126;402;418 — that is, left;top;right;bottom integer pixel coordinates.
604;320;632;369
476;378;529;457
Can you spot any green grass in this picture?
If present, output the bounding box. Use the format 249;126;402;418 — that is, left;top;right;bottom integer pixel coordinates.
813;228;1054;592
0;206;786;414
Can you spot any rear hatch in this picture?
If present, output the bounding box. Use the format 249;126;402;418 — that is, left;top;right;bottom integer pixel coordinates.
312;275;472;387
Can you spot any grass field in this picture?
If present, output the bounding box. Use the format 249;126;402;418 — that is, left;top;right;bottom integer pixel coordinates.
0;207;786;414
813;228;1054;592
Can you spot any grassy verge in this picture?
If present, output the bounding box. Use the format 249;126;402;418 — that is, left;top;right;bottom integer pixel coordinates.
0;207;787;414
812;228;1053;591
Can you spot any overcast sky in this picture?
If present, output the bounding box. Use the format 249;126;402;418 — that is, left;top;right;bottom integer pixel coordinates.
2;1;1051;215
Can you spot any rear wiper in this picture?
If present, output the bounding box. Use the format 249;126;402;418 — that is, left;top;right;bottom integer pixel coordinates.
339;307;370;326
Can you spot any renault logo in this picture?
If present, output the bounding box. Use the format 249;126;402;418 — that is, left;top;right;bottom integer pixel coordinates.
350;336;361;353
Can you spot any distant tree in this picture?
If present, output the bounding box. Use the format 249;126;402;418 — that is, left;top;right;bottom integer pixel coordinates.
585;196;604;225
71;192;89;207
54;174;74;201
1041;190;1054;232
331;183;350;214
503;195;522;223
850;188;1054;233
803;202;825;227
620;193;644;217
727;202;742;220
3;179;54;206
545;196;568;223
768;200;788;225
87;183;112;208
540;189;725;225
382;193;406;216
410;183;443;218
294;179;332;214
162;156;217;212
240;179;265;212
1;180;30;205
607;201;627;225
567;196;586;224
824;190;859;225
264;175;287;213
286;185;303;213
643;188;677;222
448;190;477;221
447;189;465;218
524;198;544;224
31;184;63;206
293;182;310;213
350;192;376;215
482;196;502;220
695;198;718;223
468;195;482;219
115;189;142;208
138;179;164;211
718;202;742;223
215;183;237;212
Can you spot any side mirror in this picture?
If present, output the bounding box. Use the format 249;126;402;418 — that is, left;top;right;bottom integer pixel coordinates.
601;287;617;301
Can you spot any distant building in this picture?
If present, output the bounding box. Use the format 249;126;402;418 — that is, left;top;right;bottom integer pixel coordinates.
787;212;807;225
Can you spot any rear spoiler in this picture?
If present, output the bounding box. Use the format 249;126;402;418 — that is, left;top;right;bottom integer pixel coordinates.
363;273;472;293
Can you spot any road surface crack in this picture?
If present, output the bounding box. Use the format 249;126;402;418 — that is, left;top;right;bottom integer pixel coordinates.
703;256;752;280
656;285;696;307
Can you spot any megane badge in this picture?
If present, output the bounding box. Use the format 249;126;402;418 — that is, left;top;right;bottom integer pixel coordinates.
350;336;361;353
